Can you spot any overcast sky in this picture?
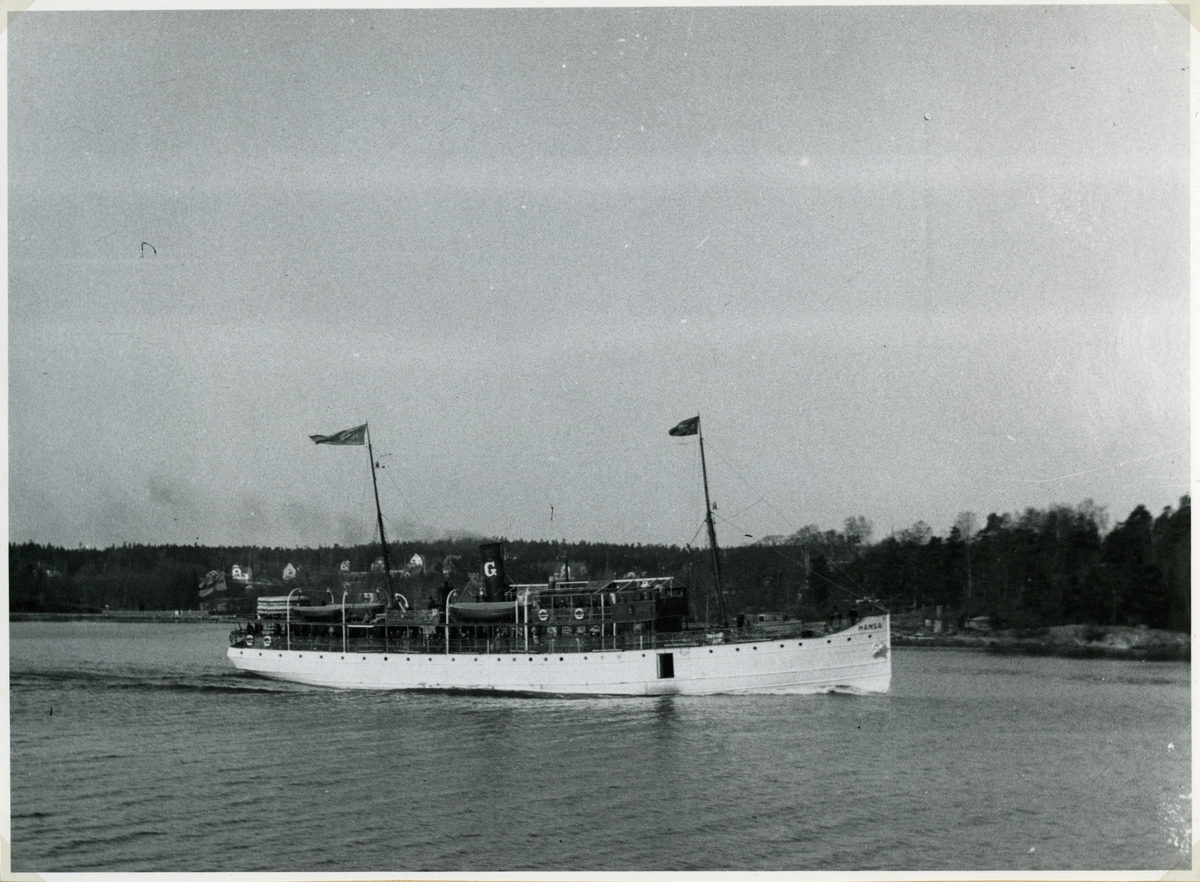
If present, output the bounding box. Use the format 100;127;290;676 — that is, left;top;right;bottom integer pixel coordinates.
8;4;1191;551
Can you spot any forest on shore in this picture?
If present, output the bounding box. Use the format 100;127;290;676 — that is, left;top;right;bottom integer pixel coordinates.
9;496;1189;633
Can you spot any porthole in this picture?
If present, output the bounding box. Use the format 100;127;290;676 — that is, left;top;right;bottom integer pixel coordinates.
559;657;564;661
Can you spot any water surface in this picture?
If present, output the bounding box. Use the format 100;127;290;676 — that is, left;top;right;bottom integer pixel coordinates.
9;621;1191;872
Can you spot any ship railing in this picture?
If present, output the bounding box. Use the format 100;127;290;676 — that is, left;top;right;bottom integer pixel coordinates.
719;616;879;642
724;621;821;643
439;633;674;654
267;633;444;655
264;631;688;655
247;618;855;655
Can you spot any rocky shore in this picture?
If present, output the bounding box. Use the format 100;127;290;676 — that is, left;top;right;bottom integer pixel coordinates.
894;622;1190;661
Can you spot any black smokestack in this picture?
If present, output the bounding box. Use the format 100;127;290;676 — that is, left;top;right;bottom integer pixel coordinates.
480;543;507;602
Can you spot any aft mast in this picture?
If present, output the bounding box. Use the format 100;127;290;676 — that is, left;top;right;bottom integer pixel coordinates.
670;415;729;627
365;423;394;610
309;421;394;611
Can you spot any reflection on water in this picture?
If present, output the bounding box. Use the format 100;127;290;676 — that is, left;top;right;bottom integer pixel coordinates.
650;694;680;735
9;623;1192;873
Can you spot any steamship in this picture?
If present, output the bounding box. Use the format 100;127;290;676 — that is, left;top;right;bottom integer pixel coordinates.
226;420;891;696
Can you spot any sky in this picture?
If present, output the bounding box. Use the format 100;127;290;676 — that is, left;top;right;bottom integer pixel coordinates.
7;4;1191;552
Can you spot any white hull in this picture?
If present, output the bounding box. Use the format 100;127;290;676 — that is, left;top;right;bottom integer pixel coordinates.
228;615;891;696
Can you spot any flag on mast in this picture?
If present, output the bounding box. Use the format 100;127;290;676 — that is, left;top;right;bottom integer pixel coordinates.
668;416;700;437
309;424;367;445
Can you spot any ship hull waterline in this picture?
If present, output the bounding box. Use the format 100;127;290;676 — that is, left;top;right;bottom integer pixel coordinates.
228;615;891;696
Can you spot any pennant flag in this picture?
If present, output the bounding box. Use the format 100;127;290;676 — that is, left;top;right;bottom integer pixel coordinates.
669;416;700;437
310;424;367;445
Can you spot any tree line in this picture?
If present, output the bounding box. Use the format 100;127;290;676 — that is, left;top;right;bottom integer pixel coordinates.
724;497;1189;632
9;496;1189;632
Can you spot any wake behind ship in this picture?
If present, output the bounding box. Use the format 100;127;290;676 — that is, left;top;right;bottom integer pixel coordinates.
225;419;892;696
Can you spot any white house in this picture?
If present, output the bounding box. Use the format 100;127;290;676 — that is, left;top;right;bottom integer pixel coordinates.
282;563;297;581
230;564;252;582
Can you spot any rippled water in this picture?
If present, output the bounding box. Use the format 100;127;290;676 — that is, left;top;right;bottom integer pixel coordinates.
8;621;1191;873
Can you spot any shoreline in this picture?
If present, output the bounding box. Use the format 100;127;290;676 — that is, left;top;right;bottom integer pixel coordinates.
10;611;241;624
894;624;1190;662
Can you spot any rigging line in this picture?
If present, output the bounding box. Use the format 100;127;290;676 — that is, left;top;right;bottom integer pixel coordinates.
800;559;865;599
339;458;375;545
772;544;864;600
712;506;868;599
669;438;707;547
413;439;699;467
710;508;756;540
708;502;866;599
986;446;1188;485
701;437;806;537
711;508;862;594
349;466;382;549
725;497;768;523
373;452;434;537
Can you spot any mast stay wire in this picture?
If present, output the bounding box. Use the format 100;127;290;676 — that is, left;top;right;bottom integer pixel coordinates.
370;445;437;542
670;434;709;544
342;456;375;549
700;436;805;538
708;506;867;602
701;438;871;604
